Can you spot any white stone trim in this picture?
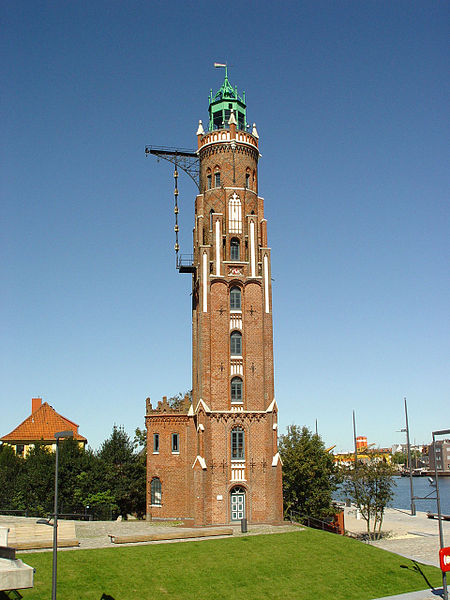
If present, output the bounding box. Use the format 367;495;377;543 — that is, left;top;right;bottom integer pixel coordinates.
230;461;246;482
266;398;278;412
230;313;242;330
195;398;211;413
228;193;242;234
263;254;269;313
272;452;283;467
192;455;207;470
202;252;208;312
197;424;205;432
250;220;256;277
215;219;221;276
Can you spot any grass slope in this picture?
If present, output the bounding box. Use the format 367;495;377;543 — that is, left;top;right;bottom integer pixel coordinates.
20;529;441;600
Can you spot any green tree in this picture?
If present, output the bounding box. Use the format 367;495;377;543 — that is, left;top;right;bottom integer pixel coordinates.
15;444;54;515
98;426;146;519
0;445;23;508
279;425;337;520
342;456;395;540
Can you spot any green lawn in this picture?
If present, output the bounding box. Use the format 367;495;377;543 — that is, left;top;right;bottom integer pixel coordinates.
19;529;442;600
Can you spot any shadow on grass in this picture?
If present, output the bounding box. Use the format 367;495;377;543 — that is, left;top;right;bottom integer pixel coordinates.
100;594;116;600
400;560;435;590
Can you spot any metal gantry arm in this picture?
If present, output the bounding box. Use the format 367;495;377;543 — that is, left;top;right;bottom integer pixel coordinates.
145;145;197;273
145;146;200;190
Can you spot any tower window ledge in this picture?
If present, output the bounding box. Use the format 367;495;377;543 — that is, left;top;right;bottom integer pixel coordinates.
231;401;244;405
230;310;242;314
231;355;243;360
223;261;246;265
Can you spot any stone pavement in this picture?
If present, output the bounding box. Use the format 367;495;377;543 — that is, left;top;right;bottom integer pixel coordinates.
344;507;450;568
375;588;445;599
0;515;297;553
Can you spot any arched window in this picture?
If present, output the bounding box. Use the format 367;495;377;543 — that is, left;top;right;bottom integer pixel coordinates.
231;427;245;459
210;208;215;230
230;287;241;311
151;478;161;505
214;170;221;188
230;331;242;356
231;377;243;403
230;238;240;261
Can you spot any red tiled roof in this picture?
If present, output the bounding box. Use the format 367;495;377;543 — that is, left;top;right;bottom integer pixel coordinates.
1;402;87;443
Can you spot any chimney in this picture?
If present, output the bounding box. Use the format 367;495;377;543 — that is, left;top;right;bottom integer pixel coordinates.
32;397;42;413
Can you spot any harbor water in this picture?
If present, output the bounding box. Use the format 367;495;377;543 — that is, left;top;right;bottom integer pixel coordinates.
336;475;450;515
389;475;450;515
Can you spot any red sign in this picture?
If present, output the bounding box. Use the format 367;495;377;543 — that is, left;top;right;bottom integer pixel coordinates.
439;547;450;572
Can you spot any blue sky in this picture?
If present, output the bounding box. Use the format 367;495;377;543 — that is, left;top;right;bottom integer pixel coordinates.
1;1;448;452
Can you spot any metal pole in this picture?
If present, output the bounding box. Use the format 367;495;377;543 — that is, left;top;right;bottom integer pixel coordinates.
353;411;358;467
404;398;416;516
433;432;448;600
52;439;59;600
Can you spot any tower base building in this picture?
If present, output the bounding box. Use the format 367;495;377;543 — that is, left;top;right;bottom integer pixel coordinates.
146;70;283;525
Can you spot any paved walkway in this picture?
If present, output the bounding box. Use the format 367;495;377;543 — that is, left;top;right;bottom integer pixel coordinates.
375;588;445;599
343;507;450;568
0;515;296;552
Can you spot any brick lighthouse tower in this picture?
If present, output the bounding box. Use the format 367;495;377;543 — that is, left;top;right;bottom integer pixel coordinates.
146;67;283;525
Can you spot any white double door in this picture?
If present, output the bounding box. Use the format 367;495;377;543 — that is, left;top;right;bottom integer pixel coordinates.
230;491;245;521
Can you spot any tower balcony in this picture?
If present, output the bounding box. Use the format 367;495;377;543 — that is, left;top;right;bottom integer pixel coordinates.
177;254;195;274
198;129;258;152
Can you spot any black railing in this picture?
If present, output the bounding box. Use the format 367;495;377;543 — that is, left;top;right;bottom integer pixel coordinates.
177;254;195;273
0;509;30;517
289;509;340;534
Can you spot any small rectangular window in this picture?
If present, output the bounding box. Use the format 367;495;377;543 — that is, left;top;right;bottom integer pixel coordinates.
172;433;179;453
215;172;221;188
153;433;159;453
207;174;212;189
245;173;250;188
16;444;24;457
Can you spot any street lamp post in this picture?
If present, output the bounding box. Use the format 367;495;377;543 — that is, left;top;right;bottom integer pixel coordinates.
52;430;73;600
432;428;450;600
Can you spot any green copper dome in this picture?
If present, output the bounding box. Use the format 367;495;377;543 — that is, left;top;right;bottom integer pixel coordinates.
208;67;247;132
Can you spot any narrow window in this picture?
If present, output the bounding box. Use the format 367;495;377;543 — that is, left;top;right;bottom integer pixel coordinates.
245;173;250;189
230;331;242;356
215;172;221;188
172;433;179;453
153;433;159;453
210;208;214;230
231;377;243;403
230;287;241;311
151;478;162;505
16;444;24;457
207;174;212;189
231;427;245;459
230;238;240;261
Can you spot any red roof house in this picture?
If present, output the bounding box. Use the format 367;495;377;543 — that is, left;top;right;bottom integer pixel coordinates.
1;398;87;456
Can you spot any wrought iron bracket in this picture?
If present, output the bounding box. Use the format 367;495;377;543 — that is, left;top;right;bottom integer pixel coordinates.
145;145;200;190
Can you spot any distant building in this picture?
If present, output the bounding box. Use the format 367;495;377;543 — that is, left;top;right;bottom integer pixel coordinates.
428;439;450;472
0;397;87;456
